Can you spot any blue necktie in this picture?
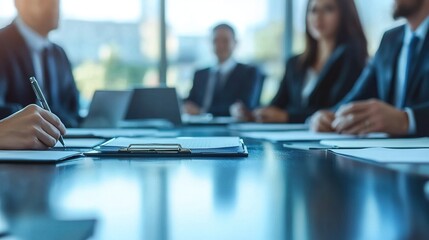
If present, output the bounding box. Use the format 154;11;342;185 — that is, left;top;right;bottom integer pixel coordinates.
42;47;53;103
401;34;420;108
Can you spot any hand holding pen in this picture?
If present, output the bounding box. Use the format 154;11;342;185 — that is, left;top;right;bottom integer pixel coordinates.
29;77;66;147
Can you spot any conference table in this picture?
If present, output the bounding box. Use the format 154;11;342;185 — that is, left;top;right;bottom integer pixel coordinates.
0;125;428;239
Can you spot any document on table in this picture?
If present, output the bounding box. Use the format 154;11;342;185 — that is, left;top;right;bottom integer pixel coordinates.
228;123;308;132
0;150;82;163
54;138;107;148
65;128;158;138
88;136;248;157
102;137;242;149
331;148;429;163
321;137;429;149
241;130;357;141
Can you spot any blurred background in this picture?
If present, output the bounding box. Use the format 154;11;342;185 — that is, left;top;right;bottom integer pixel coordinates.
0;0;400;111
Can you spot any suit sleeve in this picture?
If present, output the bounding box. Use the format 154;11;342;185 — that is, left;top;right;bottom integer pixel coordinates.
332;57;379;110
239;66;263;110
185;71;201;107
270;62;291;109
56;48;81;127
0;49;22;119
412;103;429;136
331;34;395;111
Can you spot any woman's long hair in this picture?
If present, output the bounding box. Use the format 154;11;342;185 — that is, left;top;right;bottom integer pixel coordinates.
300;0;368;69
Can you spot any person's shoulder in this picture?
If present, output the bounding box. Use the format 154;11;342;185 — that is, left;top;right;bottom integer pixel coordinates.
380;24;405;42
384;24;405;37
284;54;303;70
234;62;256;71
0;23;15;37
194;67;210;74
51;43;69;56
0;23;20;46
337;41;366;58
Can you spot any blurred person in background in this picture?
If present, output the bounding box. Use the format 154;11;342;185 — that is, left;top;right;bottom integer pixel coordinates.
310;0;429;136
231;0;368;123
184;23;264;117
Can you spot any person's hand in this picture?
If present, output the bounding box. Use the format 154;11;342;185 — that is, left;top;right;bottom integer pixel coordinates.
0;104;66;150
183;101;201;115
253;106;288;123
229;102;254;122
309;110;335;132
332;99;409;135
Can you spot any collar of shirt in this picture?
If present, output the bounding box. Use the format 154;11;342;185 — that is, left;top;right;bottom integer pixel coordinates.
15;17;52;53
212;58;237;76
404;15;429;47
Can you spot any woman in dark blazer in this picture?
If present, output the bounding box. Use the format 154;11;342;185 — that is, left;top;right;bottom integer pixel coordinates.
232;0;368;123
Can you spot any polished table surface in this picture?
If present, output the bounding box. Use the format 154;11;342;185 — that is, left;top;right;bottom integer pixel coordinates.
1;126;429;240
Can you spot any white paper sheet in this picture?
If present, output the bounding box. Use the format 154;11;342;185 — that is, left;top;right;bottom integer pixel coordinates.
0;151;82;162
229;123;309;132
321;137;429;149
55;138;107;148
65;128;158;138
103;137;242;149
241;130;357;141
331;148;429;163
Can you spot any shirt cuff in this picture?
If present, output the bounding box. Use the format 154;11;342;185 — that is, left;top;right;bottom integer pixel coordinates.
405;108;417;135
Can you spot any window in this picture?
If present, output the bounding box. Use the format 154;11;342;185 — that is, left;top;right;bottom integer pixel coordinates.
0;0;403;110
0;0;159;110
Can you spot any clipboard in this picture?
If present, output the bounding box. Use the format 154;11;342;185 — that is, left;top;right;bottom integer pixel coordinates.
85;137;248;158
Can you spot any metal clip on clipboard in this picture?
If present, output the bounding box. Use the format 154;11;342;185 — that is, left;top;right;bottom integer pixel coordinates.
119;144;192;154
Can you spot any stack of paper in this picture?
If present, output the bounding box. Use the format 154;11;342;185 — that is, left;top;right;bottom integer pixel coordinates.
321;138;429;149
331;148;429;163
0;151;82;163
228;123;308;132
102;137;242;149
241;130;357;141
88;136;248;157
54;138;107;148
65;128;158;138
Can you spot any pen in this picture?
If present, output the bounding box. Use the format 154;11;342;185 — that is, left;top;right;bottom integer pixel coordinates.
29;76;66;147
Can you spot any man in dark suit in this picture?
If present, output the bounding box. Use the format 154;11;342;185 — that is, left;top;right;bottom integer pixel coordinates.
311;0;429;136
184;23;263;117
0;0;80;127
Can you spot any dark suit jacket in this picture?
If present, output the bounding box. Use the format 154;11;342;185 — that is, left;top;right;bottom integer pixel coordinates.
186;63;263;116
0;23;80;127
270;43;367;123
338;24;429;136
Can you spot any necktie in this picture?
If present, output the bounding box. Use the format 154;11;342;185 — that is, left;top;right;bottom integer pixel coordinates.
213;70;224;97
202;70;222;113
401;34;420;108
42;47;53;103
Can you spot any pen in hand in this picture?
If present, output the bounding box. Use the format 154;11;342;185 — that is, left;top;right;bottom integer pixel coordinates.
29;77;66;147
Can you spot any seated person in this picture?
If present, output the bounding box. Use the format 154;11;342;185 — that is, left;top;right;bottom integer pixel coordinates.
0;104;66;150
231;0;368;123
0;0;80;127
184;23;263;117
311;0;429;136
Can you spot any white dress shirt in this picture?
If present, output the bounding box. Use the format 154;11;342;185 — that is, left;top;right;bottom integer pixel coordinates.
15;17;52;88
301;69;319;106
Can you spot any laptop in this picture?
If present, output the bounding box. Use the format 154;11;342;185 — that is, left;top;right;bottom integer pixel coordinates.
122;88;183;128
80;90;132;128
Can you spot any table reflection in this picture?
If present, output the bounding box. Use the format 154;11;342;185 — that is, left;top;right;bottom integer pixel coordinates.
0;139;427;239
